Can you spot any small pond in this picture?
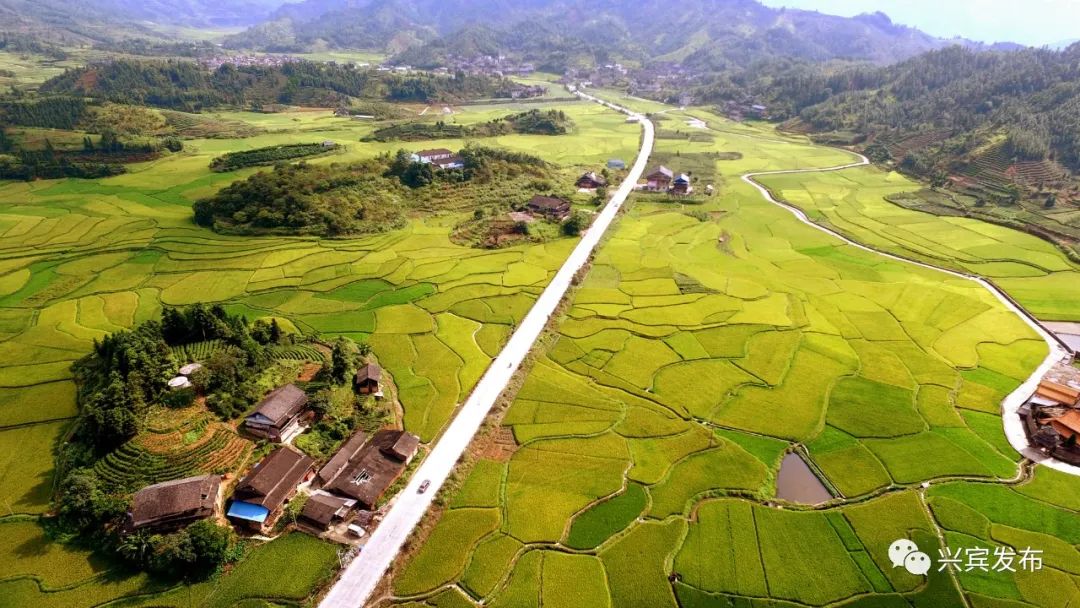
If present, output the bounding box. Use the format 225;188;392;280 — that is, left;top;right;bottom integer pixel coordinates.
775;452;833;505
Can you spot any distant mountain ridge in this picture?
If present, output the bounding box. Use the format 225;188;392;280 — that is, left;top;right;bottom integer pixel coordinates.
0;0;289;44
223;0;1011;68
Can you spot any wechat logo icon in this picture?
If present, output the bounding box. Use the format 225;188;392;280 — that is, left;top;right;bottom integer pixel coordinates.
889;539;931;576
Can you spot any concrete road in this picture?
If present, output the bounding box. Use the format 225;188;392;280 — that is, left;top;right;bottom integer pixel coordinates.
318;91;655;608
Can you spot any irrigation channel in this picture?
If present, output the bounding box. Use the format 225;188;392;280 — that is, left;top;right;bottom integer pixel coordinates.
318;91;656;608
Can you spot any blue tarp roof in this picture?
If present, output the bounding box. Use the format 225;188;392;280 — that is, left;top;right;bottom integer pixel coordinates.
227;501;270;523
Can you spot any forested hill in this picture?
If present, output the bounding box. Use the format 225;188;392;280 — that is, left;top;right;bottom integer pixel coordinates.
734;45;1080;173
37;60;517;111
223;0;993;68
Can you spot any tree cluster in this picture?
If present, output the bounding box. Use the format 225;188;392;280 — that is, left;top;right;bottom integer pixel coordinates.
363;109;572;143
193;159;408;236
118;519;239;578
209;142;337;172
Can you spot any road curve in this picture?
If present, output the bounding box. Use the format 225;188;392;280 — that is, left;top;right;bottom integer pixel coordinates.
741;159;1080;477
318;93;655;608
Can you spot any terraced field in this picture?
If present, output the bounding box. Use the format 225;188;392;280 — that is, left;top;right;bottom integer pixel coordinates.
759;168;1080;320
384;107;1080;607
0;99;639;606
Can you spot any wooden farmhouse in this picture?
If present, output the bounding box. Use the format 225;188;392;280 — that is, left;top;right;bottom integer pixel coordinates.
576;171;607;189
128;474;221;533
526;195;571;219
318;429;421;511
244;384;309;442
228;446;313;531
355;363;382;395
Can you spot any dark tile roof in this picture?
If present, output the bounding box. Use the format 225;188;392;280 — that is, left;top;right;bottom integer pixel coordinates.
326;430;419;508
131;474;220;529
301;493;351;528
577;171;607;185
317;431;369;486
527;195;570;212
382;431;420;462
234;446;313;511
355;363;382;384
250;384;308;427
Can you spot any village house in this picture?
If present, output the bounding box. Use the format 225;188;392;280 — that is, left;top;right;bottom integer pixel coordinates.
354;363;382;395
526;195;571;220
244;384;309;443
672;173;692;195
1022;362;1080;465
227;446;314;531
607;159;626;170
320;429;421;510
1035;379;1080;406
576;171;607;189
645;166;674;191
411;148;455;164
128;474;221;533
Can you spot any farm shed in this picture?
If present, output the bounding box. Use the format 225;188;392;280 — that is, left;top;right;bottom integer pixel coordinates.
300;493;354;530
672;173;692;194
1035;380;1080;407
355;363;382;395
1051;410;1080;441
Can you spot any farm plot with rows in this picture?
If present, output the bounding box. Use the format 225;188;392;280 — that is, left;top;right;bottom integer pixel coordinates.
385;108;1080;608
0;99;638;606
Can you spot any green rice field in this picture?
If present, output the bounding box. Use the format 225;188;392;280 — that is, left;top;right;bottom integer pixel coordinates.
0;98;639;606
385;106;1080;607
758;168;1080;320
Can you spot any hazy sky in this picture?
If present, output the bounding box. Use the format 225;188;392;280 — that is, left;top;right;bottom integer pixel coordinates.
759;0;1079;46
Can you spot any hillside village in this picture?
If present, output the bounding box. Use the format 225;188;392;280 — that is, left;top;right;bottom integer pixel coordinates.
129;386;422;544
53;302;431;579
